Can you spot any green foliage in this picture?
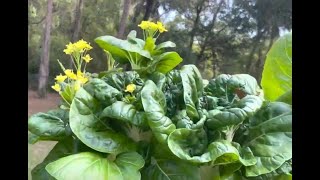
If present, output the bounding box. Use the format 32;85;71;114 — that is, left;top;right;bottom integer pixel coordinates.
261;33;292;101
28;109;69;141
46;151;144;180
141;80;176;143
141;158;201;180
69;87;137;154
28;24;291;180
95;30;182;77
240;102;292;177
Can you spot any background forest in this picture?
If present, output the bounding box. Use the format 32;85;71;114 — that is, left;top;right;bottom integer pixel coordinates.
28;0;292;97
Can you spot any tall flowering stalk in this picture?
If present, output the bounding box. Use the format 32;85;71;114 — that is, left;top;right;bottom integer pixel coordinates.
138;21;168;40
51;39;93;107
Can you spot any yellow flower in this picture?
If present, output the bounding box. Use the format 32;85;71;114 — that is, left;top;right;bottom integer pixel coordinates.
51;83;61;92
74;81;81;91
64;69;77;80
157;21;167;33
149;22;158;31
55;74;67;83
78;76;88;84
76;70;82;76
74;39;93;52
125;84;136;93
82;54;93;63
63;42;76;55
76;70;88;84
138;21;151;30
138;21;158;31
63;40;92;55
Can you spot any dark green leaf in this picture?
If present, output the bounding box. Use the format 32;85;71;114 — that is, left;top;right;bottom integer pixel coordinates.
180;65;203;120
204;74;231;97
141;158;201;180
200;166;221;180
206;95;263;131
149;72;167;91
100;101;147;127
208;141;256;166
168;128;211;163
227;74;262;96
219;163;243;179
69;88;136;154
102;71;144;92
141;80;176;143
84;78;122;107
204;74;262;102
28;108;68;141
28;132;41;144
241;102;292;177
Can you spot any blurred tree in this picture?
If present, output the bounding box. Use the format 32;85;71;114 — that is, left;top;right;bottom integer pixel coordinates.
239;0;292;81
38;0;53;98
28;0;292;91
71;0;84;44
69;0;84;67
117;0;132;39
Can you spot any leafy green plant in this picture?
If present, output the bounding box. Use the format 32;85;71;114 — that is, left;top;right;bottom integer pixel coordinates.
95;21;182;77
261;33;292;103
28;22;292;180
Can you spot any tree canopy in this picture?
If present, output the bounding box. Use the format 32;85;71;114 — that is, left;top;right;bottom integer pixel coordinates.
28;0;292;91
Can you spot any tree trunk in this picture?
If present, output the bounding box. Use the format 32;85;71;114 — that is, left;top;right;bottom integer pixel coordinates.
189;0;205;51
254;47;263;82
117;0;131;39
132;1;143;24
196;0;224;67
143;0;154;20
71;0;83;42
245;29;265;73
37;0;53;98
69;0;84;68
255;27;278;82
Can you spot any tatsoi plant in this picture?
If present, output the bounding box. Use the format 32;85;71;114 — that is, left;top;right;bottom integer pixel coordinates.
28;22;292;180
95;21;182;76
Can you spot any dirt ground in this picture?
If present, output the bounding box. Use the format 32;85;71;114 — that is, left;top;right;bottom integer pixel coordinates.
28;90;61;180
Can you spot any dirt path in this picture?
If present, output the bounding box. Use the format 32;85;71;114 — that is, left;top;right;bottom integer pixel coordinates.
28;90;61;116
28;90;61;180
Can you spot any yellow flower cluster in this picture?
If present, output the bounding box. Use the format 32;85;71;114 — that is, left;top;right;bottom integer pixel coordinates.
63;39;93;55
53;39;93;92
138;21;168;33
82;54;93;63
51;83;61;92
125;84;136;93
52;39;94;106
51;70;88;93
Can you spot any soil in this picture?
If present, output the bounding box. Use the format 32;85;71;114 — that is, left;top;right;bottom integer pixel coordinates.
28;90;61;180
28;90;61;116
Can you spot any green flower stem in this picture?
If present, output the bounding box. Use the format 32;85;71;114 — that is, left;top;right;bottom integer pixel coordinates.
59;92;71;107
83;62;87;73
143;30;146;40
57;59;66;71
